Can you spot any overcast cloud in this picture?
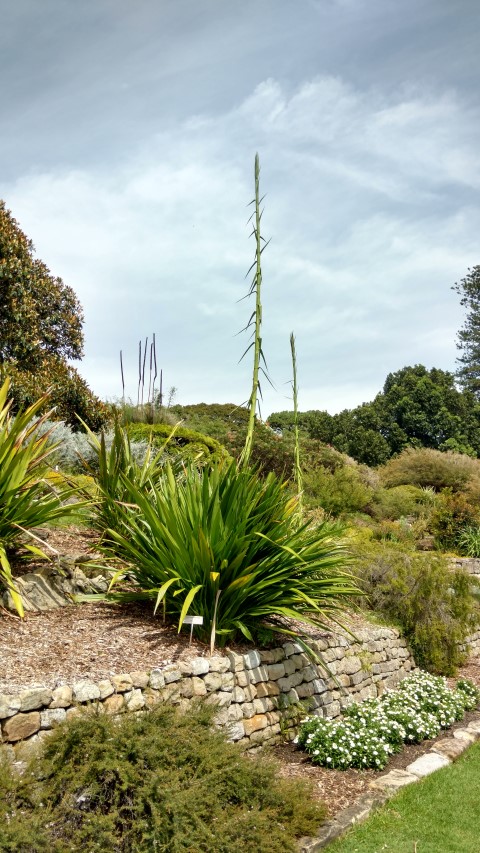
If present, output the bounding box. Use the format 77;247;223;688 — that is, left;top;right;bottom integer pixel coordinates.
1;0;479;415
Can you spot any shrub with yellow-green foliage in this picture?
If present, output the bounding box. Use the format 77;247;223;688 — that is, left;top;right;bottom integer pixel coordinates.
127;421;230;466
379;447;480;492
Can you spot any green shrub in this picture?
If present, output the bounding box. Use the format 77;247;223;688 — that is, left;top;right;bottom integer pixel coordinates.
9;703;324;853
170;403;296;478
430;488;480;551
379;447;480;492
303;464;373;516
90;459;359;652
371;485;429;521
0;757;56;852
127;421;230;466
353;540;478;674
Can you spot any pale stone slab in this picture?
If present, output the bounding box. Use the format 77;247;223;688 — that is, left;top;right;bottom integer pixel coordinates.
432;737;470;761
190;658;210;676
407;752;450;778
111;674;133;693
97;680;114;699
73;680;101;703
208;656;231;673
19;688;52;712
453;729;476;744
369;769;419;792
129;671;149;688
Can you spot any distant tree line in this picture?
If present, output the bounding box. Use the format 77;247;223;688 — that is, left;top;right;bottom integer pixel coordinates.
269;364;480;466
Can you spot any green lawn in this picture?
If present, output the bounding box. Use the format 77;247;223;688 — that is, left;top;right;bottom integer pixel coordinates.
327;741;480;853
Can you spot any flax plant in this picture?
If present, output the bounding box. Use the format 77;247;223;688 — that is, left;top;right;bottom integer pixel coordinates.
0;378;81;616
90;460;359;653
290;332;304;522
239;153;271;468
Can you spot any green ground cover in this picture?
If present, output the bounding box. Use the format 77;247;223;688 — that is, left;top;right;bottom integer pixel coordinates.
327;741;480;853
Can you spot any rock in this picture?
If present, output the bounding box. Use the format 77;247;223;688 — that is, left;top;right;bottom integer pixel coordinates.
256;681;280;698
129;671;149;689
0;695;21;720
407;752;450;777
19;688;52;712
40;708;67;729
267;663;285;681
432;737;470;761
191;677;207;697
208;656;231;673
2;712;41;742
203;672;223;692
125;689;145;711
163;668;182;684
97;680;114;699
369;769;419;792
102;694;125;715
231;686;245;703
191;658;210;675
226;722;245;742
220;672;234;691
73;680;101;703
243;651;261;670
50;686;73;708
453;729;476;744
226;652;244;672
149;669;165;690
243;714;268;736
111;674;133;693
3;573;70;612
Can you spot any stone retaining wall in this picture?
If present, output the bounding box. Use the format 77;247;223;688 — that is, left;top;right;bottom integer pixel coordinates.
451;556;480;584
0;625;415;762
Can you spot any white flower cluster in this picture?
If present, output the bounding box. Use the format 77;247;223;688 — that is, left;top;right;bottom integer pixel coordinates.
296;671;479;771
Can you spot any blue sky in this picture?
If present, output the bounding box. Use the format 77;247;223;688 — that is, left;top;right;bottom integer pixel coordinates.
2;0;479;415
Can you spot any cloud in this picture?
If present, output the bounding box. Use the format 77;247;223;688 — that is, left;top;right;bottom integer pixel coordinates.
2;74;478;414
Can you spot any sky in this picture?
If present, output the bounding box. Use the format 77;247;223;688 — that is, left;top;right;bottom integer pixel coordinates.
1;0;479;417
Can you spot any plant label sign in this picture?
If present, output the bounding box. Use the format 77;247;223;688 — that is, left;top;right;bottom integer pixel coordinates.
183;615;203;644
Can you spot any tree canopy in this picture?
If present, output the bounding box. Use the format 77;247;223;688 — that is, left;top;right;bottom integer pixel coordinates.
0;201;107;431
0;200;84;369
269;365;480;466
453;265;480;398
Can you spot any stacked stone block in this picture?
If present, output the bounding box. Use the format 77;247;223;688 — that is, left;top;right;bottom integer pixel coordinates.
0;625;415;760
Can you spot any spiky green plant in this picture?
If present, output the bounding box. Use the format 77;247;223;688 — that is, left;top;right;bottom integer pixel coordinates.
239;153;271;468
290;332;303;522
87;459;359;652
79;417;182;534
0;377;81;616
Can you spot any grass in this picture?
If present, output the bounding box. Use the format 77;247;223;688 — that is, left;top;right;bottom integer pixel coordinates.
327;741;480;853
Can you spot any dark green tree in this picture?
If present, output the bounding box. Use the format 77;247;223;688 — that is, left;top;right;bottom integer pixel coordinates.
0;201;108;431
269;364;480;466
0;200;84;368
453;265;480;397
